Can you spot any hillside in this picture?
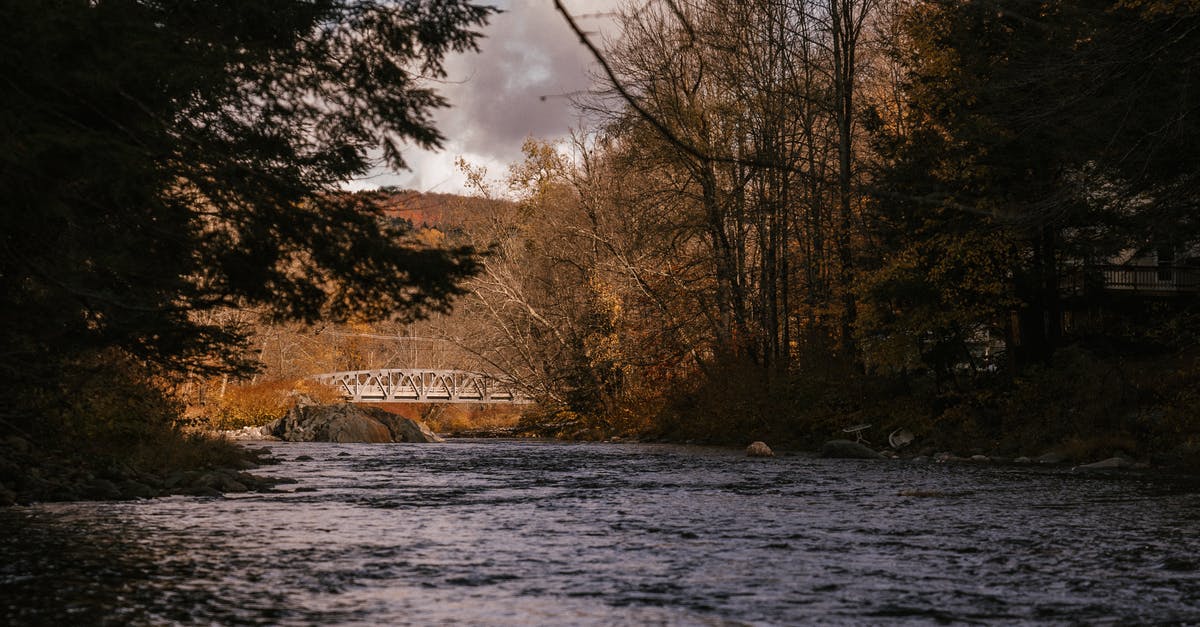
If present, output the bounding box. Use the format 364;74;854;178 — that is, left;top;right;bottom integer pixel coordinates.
370;188;515;231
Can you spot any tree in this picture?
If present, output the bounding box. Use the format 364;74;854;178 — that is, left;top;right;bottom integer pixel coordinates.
826;0;879;354
862;0;1200;374
0;0;494;430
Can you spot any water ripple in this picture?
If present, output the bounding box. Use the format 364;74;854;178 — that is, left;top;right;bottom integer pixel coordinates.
2;440;1200;625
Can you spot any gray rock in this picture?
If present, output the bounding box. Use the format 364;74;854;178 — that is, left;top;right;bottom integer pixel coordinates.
372;409;444;443
219;478;248;493
81;478;122;501
117;480;157;500
221;425;278;441
266;404;442;444
1077;456;1133;470
329;414;391;443
189;471;247;493
970;454;990;462
194;472;221;489
163;470;194;489
910;456;930;463
48;484;81;502
137;473;164;489
1036;452;1067;464
186;486;223;498
746;441;774;457
821;439;884;459
1013;456;1032;464
214;471;251;492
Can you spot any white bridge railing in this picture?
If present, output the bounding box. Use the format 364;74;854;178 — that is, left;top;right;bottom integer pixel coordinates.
313;369;531;404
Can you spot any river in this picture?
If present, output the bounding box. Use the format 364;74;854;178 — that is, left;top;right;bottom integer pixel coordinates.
2;440;1199;625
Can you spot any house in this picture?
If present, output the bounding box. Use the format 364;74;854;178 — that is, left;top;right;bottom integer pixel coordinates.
1063;244;1200;297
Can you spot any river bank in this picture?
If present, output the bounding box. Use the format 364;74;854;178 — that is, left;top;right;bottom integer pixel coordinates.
0;431;284;506
4;400;1198;507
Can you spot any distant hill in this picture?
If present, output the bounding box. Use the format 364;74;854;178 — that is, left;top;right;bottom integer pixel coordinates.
367;188;515;230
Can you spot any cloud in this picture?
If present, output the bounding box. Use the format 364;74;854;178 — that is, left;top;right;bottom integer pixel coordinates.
438;0;614;157
347;0;621;195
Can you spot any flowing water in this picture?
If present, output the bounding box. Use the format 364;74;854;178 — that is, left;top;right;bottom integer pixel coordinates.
2;440;1199;625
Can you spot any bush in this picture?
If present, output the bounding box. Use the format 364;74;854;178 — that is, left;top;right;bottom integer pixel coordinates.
6;350;258;476
412;404;523;434
21;350;184;445
1136;355;1200;460
203;379;343;430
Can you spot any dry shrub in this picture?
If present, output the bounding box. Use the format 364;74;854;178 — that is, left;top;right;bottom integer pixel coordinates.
659;357;772;444
990;346;1134;453
206;379;343;430
1055;432;1139;463
604;403;658;437
516;407;587;438
14;350;260;475
419;404;523;434
1135;355;1200;463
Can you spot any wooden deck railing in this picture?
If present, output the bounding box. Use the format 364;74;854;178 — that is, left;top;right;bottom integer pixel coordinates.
1062;265;1200;295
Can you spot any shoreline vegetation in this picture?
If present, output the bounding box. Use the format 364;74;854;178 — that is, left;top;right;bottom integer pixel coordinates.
6;347;1199;507
1;413;1190;508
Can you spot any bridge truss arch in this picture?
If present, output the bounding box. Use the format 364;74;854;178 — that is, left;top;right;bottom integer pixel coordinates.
314;368;531;404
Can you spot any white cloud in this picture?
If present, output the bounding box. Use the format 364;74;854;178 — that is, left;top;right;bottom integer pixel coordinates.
346;0;622;196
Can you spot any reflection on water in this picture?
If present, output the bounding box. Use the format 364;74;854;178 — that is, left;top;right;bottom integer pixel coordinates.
2;440;1200;625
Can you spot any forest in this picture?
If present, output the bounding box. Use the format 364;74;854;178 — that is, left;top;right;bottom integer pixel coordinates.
3;0;1200;498
384;0;1199;463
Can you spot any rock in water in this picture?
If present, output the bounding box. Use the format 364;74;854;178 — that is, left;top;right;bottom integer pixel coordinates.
820;439;884;459
221;424;277;441
746;441;774;457
266;404;442;443
1036;451;1067;464
372;410;444;443
1077;456;1133;470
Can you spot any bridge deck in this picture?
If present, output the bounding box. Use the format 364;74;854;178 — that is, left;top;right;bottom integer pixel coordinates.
314;369;531;404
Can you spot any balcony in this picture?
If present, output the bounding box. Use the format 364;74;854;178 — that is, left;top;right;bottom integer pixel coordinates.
1063;264;1200;296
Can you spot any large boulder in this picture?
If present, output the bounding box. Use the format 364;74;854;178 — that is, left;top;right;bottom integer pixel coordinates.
373;410;445;443
267;404;443;443
746;441;774;457
821;439;884;459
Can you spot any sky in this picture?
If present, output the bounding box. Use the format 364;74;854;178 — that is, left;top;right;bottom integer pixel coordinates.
346;0;622;196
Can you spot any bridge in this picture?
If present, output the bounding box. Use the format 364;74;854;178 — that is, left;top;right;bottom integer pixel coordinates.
314;368;531;404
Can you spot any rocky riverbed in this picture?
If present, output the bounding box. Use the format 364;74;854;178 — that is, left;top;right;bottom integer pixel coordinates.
1;404;443;506
4;398;1193;507
0;434;284;506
